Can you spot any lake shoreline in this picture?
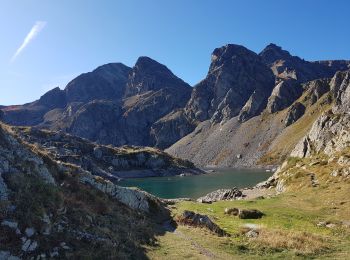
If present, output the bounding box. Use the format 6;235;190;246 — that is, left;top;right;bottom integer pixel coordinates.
119;168;274;199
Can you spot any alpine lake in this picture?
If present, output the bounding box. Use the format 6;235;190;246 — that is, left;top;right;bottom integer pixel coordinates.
119;168;273;199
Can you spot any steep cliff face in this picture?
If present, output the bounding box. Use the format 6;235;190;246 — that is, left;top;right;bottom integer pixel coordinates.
185;44;275;123
167;71;344;168
266;79;303;113
119;57;192;146
150;109;195;149
291;71;350;158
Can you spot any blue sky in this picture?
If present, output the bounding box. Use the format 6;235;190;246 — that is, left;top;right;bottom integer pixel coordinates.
1;0;349;105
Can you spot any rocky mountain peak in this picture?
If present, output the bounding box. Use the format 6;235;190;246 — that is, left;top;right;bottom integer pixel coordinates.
37;87;66;109
210;44;258;70
125;56;191;97
186;43;275;122
64;63;131;103
92;62;131;81
259;43;292;65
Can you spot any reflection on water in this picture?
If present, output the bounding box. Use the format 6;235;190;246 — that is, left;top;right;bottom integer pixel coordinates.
119;169;272;199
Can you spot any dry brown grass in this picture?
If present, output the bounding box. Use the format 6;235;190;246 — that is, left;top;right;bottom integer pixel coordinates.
251;229;329;255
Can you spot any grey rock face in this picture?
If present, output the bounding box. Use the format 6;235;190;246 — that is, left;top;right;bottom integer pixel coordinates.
65;63;131;103
238;88;270;122
186;44;275;123
259;43;348;83
302;78;330;105
150;109;195;148
313;60;350;75
267;79;302;113
284;102;306;126
68;100;124;145
56;57;192;147
0;174;8;201
125;56;191;97
121;86;191;146
331;71;350;113
2;43;349;158
0;125;56;186
80;174;155;212
292;112;350;158
291;71;350;158
37;87;66;109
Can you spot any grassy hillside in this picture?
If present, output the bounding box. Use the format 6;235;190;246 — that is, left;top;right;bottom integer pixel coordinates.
148;146;350;259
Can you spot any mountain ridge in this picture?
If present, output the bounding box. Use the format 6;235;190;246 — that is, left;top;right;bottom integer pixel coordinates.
1;43;349;167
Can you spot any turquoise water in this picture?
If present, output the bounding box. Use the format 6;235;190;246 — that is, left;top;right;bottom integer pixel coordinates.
119;169;272;199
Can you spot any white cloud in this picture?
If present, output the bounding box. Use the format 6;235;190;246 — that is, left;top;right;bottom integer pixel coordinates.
11;21;47;63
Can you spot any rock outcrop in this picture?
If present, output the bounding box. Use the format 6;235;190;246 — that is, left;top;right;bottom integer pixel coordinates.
0;122;177;258
12;126;200;180
291;71;350;157
150;110;195;149
67;100;123;145
284;102;306;126
267;79;302;113
197;188;243;203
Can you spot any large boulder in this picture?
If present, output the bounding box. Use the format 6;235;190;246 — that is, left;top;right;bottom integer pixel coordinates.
238;209;264;219
177;210;228;236
197;188;243;203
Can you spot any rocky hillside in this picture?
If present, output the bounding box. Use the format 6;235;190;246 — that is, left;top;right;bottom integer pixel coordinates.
1;43;349;167
260;70;350;192
0;121;204;258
